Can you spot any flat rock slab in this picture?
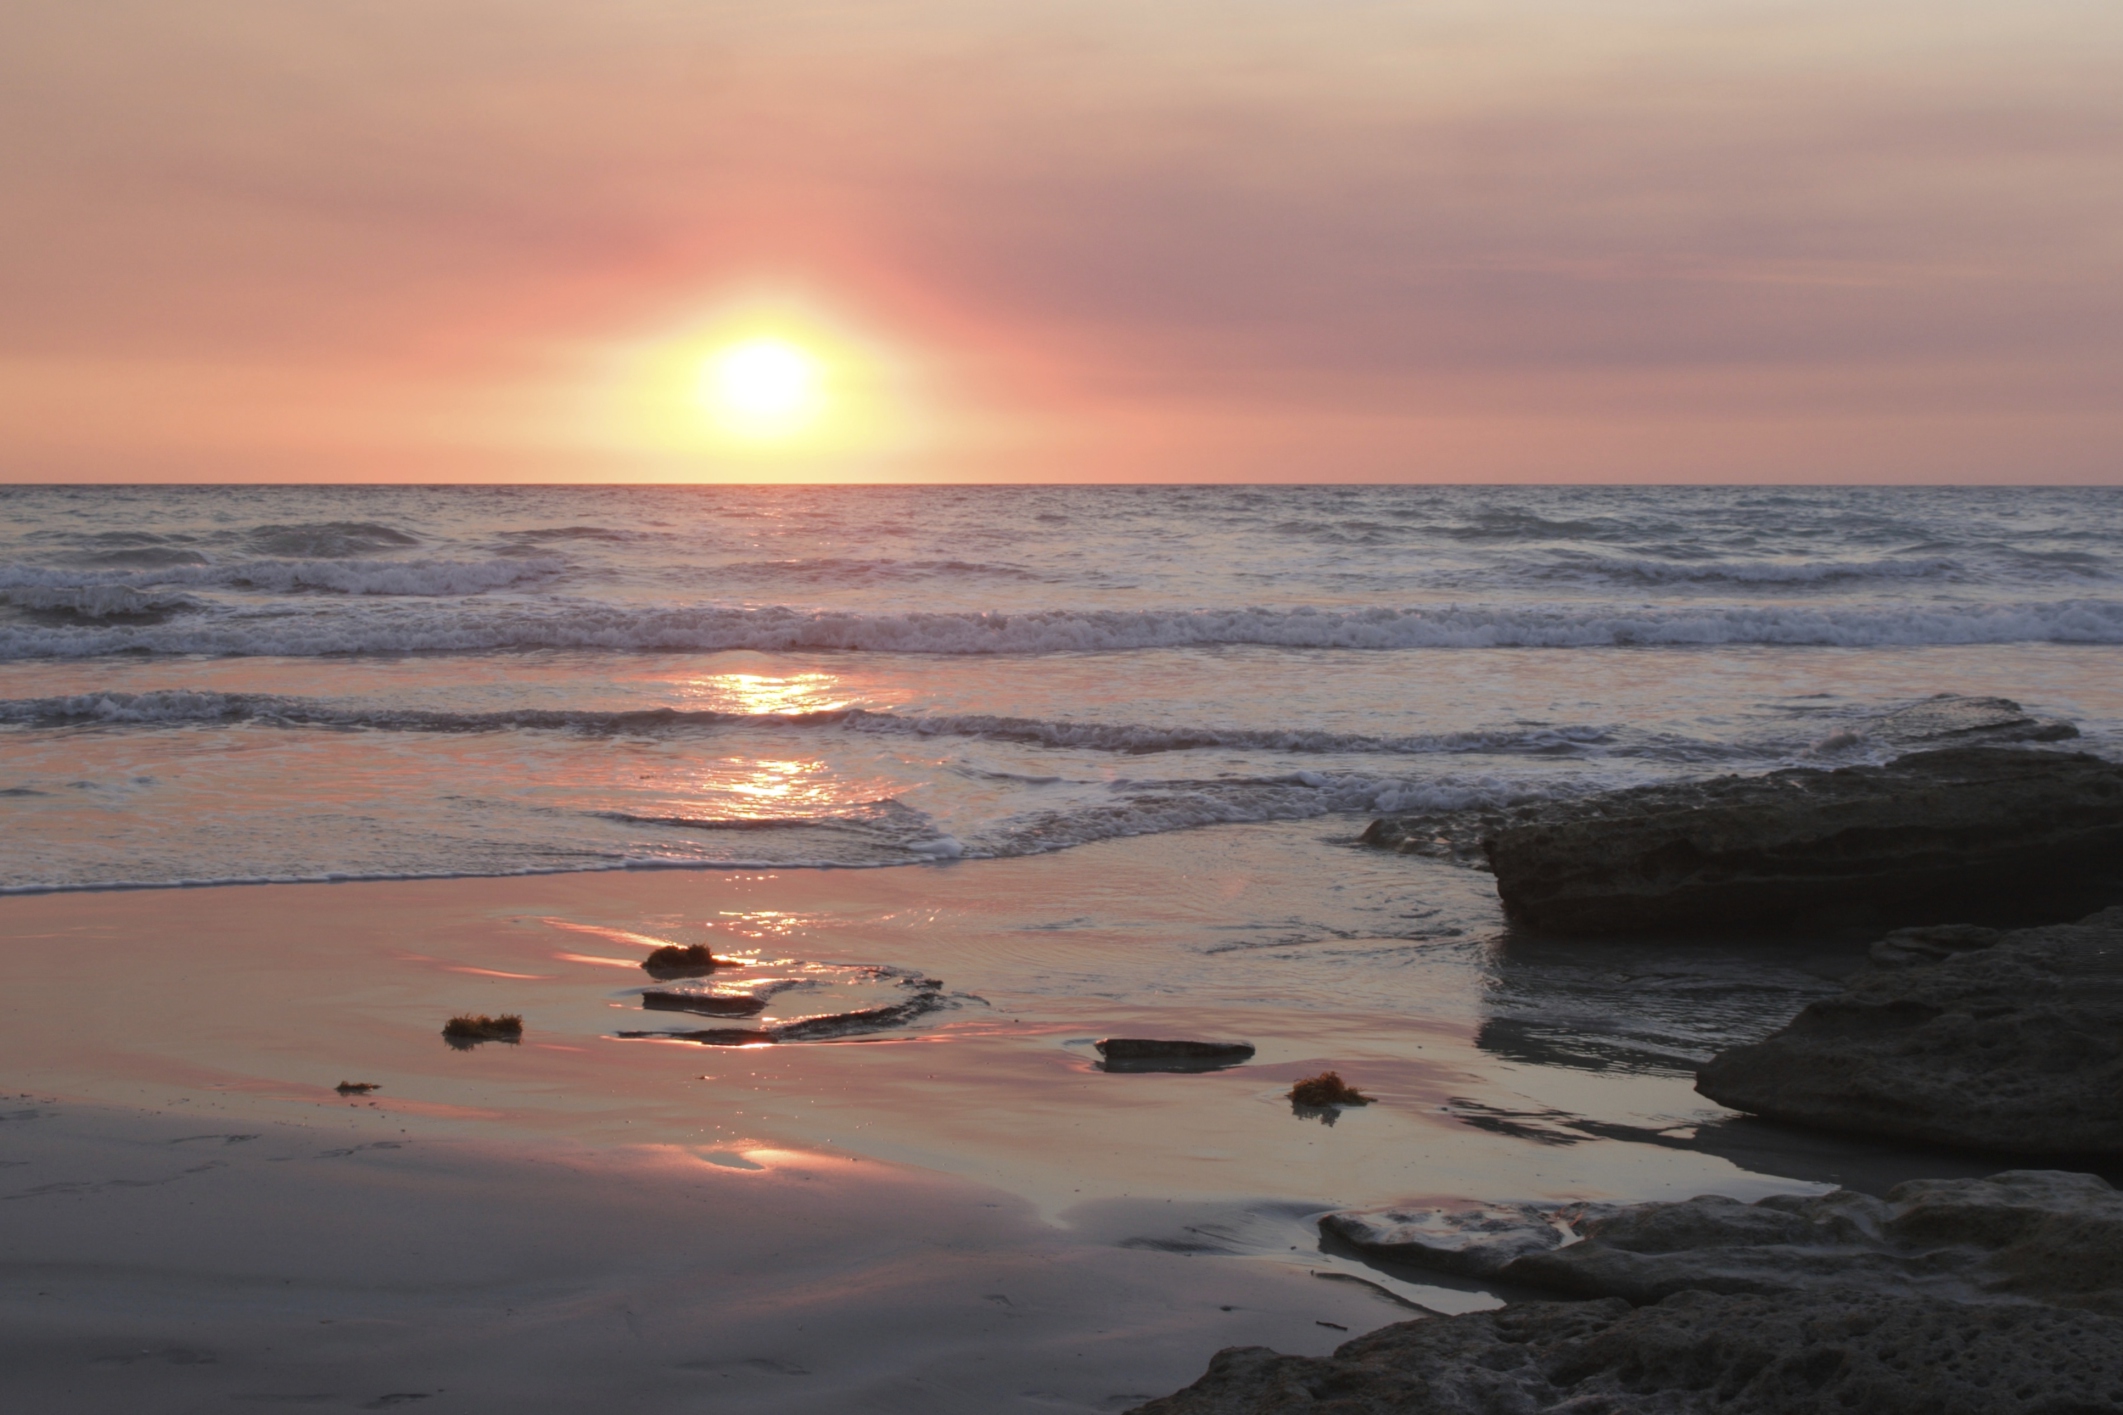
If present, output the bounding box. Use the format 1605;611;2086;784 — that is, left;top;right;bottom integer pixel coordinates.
1325;1169;2123;1311
1474;746;2123;934
1127;1290;2123;1415
1696;907;2123;1153
1096;1039;1255;1072
1320;1201;1622;1281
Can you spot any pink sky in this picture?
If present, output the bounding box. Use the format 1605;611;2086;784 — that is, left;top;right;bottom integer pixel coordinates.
2;0;2119;483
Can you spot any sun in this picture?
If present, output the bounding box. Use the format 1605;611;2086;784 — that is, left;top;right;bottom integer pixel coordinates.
698;338;823;440
600;293;922;470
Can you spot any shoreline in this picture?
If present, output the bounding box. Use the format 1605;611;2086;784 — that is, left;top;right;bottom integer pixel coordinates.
5;825;2093;1409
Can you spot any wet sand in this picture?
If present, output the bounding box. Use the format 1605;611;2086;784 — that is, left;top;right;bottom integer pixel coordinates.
0;825;2033;1410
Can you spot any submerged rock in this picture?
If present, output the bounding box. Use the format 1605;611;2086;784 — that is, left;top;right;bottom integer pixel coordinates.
640;990;767;1018
1474;746;2123;935
1128;1289;2123;1415
1096;1039;1255;1073
1696;907;2123;1153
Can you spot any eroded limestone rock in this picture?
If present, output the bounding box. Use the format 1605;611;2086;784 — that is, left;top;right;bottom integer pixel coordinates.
1697;908;2123;1153
1127;1290;2123;1415
1474;746;2123;935
1328;1170;2123;1312
1144;1172;2123;1413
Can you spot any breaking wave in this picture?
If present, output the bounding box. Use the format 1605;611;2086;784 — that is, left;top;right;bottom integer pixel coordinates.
0;556;560;600
2;597;2120;660
0;690;1730;761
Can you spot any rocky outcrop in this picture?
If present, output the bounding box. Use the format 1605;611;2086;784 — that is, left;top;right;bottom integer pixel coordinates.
1695;908;2123;1153
1324;1170;2123;1311
1474;746;2123;935
1141;1171;2123;1413
1127;1290;2123;1414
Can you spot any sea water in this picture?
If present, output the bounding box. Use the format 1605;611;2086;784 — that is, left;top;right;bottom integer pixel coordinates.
3;484;2120;1226
4;483;2118;893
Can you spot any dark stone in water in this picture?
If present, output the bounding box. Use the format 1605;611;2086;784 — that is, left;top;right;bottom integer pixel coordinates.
640;990;767;1018
1287;1072;1370;1107
615;1027;774;1046
441;1013;522;1047
642;944;720;978
1473;746;2123;935
1095;1039;1255;1073
1697;907;2123;1154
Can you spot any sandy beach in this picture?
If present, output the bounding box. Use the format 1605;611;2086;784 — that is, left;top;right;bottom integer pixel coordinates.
2;823;2054;1411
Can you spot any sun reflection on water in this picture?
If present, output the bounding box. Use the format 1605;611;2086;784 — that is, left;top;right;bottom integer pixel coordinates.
695;671;850;717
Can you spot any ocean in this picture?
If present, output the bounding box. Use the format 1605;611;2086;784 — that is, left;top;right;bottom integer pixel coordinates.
4;483;2119;895
4;482;2122;1326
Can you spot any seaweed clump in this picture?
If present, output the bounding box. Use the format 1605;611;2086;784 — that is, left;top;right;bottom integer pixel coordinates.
443;1013;524;1046
334;1081;380;1096
642;944;719;978
1289;1072;1371;1107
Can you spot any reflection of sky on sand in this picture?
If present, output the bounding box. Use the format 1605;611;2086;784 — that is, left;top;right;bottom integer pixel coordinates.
6;818;2111;1312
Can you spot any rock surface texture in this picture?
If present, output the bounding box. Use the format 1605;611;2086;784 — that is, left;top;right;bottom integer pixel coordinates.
1472;746;2123;935
1697;907;2123;1154
1126;1291;2123;1415
1142;1171;2123;1413
1324;1170;2123;1310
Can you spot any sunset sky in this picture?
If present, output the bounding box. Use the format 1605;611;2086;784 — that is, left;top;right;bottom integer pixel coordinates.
2;0;2118;484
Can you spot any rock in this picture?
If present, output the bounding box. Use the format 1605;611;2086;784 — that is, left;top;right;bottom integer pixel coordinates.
441;1013;522;1046
1095;1039;1255;1073
1321;1201;1621;1280
1325;1170;2123;1312
1126;1289;2123;1414
615;1027;773;1046
1868;923;2002;967
640;990;767;1018
1474;746;2123;935
1854;693;2079;749
1287;1072;1371;1108
1148;1172;2123;1413
1696;908;2123;1153
641;944;719;978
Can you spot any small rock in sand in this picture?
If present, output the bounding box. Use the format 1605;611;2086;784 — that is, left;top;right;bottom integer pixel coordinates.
642;944;720;978
1096;1039;1255;1072
1287;1072;1371;1108
441;1013;523;1045
640;991;767;1018
333;1081;380;1096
